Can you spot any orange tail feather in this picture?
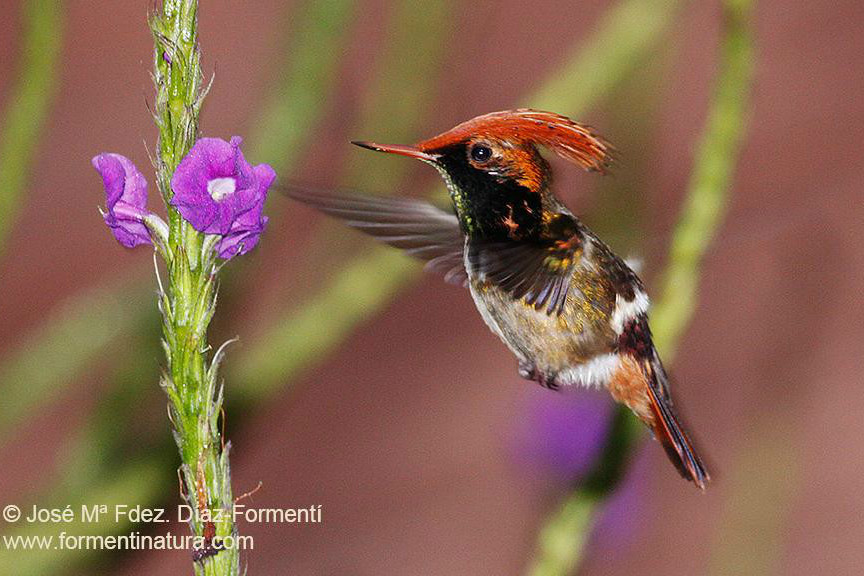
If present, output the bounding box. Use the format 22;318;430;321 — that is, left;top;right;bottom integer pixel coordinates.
644;365;710;490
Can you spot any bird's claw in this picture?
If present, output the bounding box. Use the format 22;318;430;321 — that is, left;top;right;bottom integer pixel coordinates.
519;361;560;391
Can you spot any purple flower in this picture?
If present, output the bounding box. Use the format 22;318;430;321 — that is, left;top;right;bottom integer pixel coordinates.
169;137;276;250
92;153;152;248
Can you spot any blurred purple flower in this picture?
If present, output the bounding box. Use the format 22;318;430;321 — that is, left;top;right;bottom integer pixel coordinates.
589;444;649;552
92;153;152;248
512;390;613;480
169;136;276;245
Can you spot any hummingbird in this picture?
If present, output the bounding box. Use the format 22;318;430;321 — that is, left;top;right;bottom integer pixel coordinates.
287;109;709;489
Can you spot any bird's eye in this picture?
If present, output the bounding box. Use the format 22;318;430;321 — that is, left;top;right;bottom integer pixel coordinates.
470;144;493;163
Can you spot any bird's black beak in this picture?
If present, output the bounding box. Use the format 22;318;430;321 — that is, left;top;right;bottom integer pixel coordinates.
351;140;439;162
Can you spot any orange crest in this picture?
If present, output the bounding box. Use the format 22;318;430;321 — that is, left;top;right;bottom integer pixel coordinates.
417;109;613;172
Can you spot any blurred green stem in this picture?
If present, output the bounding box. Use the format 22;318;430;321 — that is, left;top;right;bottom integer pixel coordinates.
150;1;239;574
527;0;755;574
236;0;451;391
344;0;450;190
528;0;682;110
0;279;149;443
0;0;63;262
248;0;355;169
650;0;756;357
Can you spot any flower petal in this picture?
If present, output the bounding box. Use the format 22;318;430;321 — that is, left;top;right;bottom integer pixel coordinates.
216;215;268;259
103;212;152;248
92;153;152;248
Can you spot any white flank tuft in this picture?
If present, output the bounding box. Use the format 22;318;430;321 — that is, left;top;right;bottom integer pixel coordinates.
558;353;621;388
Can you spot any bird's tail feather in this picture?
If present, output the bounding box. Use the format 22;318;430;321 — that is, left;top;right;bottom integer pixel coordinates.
644;360;710;490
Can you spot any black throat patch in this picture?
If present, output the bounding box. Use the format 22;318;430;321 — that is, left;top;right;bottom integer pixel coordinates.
435;144;544;241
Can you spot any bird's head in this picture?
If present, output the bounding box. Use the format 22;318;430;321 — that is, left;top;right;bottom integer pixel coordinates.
353;109;612;239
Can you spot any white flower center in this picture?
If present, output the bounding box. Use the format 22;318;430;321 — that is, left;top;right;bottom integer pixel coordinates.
207;177;236;201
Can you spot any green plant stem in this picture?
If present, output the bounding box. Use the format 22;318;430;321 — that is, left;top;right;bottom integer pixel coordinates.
527;0;755;573
0;0;63;262
150;1;238;574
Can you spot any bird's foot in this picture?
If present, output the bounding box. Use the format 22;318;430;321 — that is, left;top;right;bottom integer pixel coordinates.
519;362;560;391
538;374;561;391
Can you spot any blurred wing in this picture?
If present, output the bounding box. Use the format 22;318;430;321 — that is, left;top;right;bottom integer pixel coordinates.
467;218;584;316
285;186;468;286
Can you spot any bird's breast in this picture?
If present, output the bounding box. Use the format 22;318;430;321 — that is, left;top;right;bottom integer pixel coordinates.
467;268;615;374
